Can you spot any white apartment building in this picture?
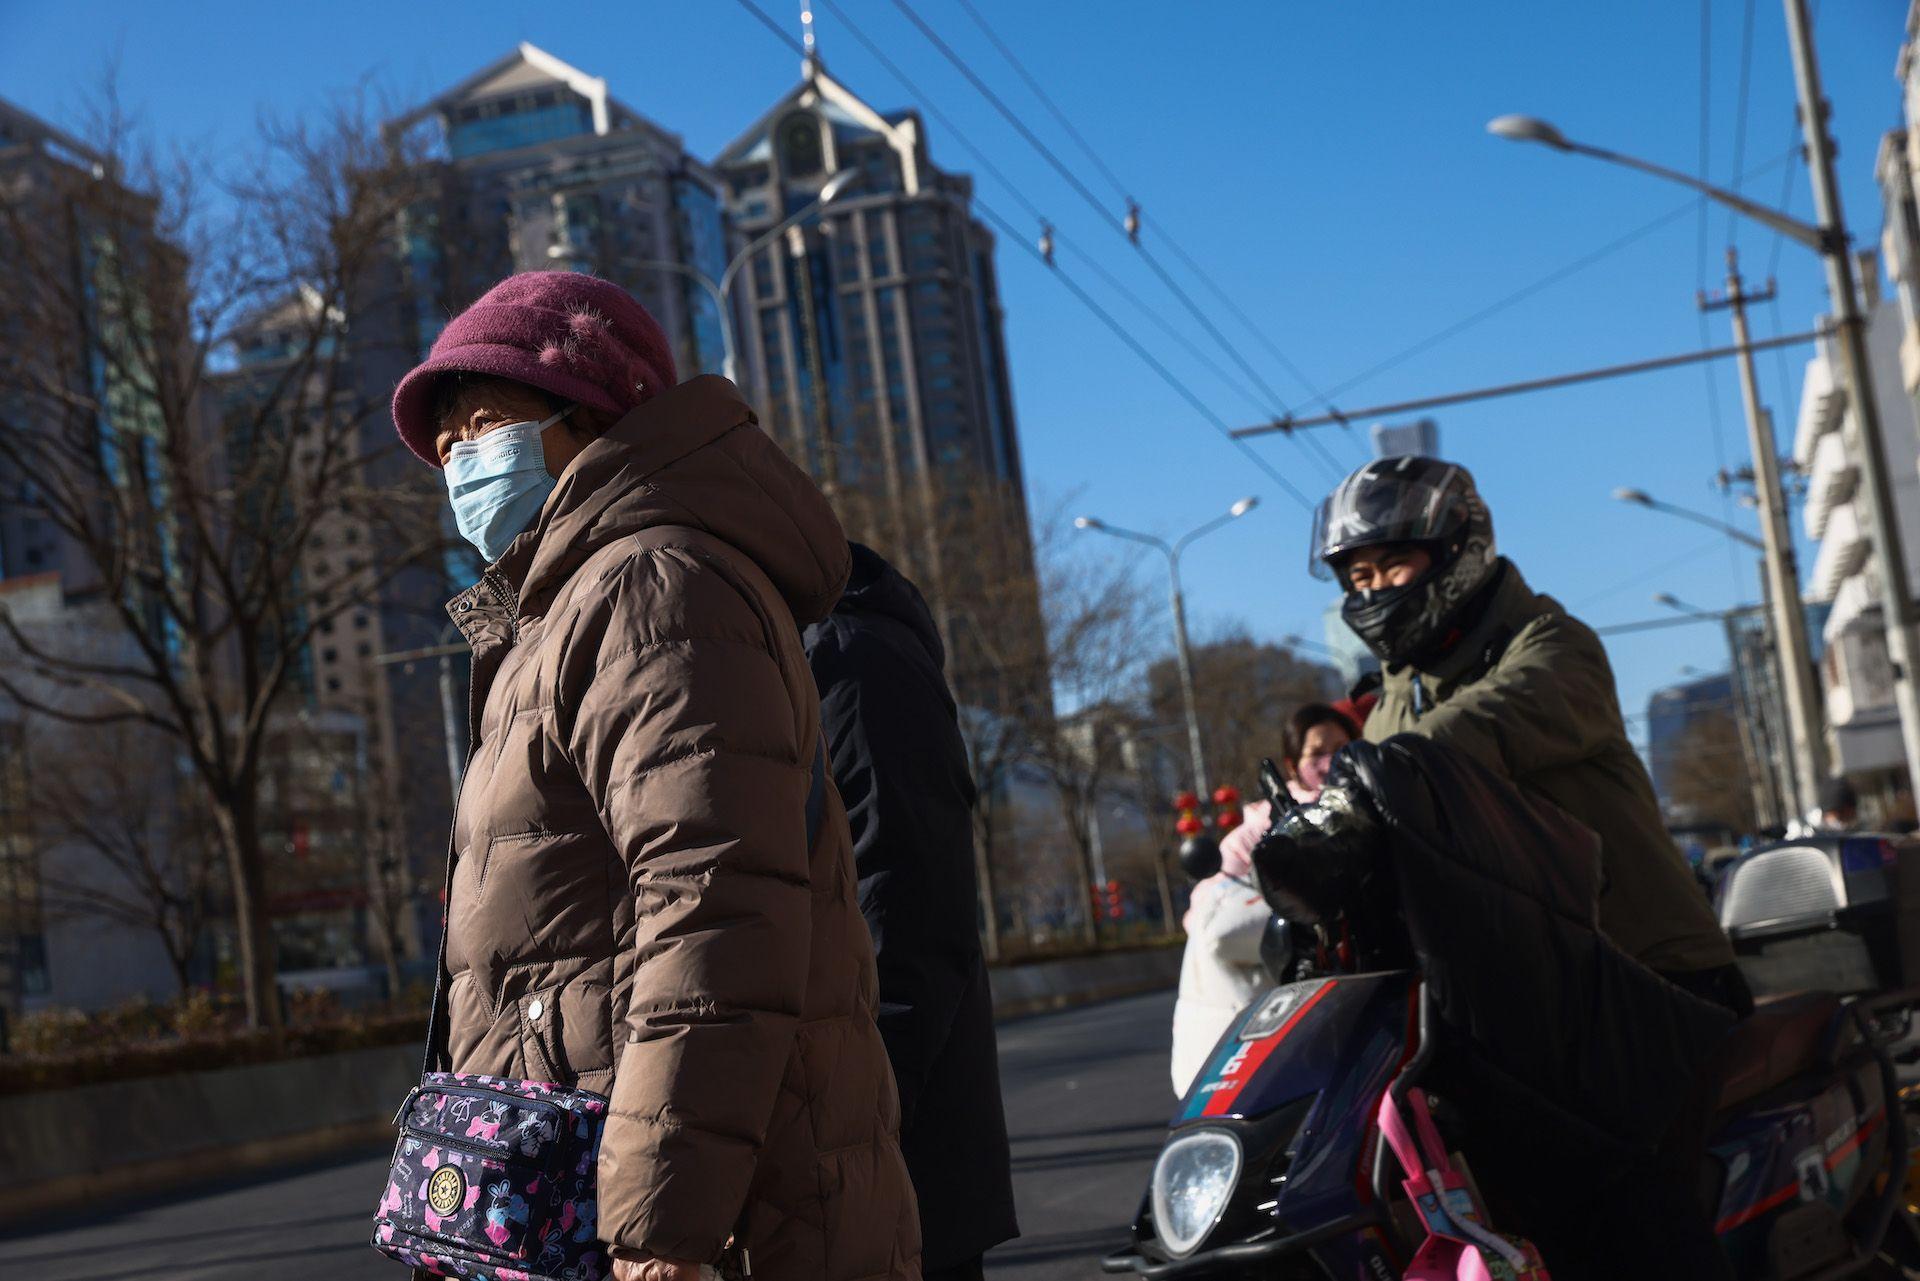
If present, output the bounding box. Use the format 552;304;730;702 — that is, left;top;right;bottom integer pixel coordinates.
1795;292;1920;801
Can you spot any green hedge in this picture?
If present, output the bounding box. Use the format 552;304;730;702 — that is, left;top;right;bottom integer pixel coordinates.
0;1011;426;1095
1;940;1182;1095
0;987;431;1096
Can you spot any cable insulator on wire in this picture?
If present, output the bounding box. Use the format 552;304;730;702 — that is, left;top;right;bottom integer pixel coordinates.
1038;221;1056;267
1125;200;1141;245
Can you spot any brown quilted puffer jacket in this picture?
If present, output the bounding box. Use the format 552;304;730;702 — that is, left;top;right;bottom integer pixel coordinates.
440;375;921;1279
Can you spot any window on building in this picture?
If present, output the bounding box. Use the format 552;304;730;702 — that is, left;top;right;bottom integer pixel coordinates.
779;112;824;178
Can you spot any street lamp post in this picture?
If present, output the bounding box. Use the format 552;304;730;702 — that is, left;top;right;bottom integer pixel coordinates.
1614;480;1827;812
1493;10;1920;805
634;168;860;386
1074;497;1260;800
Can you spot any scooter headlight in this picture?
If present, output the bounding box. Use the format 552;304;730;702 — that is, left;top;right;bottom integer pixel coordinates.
1150;1128;1242;1256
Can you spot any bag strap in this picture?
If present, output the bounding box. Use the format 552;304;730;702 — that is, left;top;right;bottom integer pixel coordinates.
419;834;459;1077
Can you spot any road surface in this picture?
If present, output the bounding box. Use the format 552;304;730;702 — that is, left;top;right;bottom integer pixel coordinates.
0;989;1179;1281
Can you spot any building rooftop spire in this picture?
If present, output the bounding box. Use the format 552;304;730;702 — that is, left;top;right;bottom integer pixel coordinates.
800;2;822;76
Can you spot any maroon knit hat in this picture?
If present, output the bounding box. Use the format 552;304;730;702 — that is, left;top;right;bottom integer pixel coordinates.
391;271;678;467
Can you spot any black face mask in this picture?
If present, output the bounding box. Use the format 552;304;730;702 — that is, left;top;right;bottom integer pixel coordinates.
1341;573;1434;666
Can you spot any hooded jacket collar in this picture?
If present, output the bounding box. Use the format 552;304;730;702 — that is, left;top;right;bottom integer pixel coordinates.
1382;559;1543;700
838;543;945;664
448;375;849;643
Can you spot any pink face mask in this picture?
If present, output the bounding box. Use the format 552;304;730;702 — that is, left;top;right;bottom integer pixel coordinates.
1295;753;1335;796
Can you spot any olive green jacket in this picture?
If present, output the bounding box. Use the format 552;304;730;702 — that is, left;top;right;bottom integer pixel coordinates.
1365;561;1734;975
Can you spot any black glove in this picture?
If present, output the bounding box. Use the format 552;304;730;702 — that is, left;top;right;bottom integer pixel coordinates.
1250;777;1382;926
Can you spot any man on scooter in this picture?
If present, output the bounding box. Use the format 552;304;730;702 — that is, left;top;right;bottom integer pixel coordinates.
1258;455;1743;1278
1309;454;1747;1012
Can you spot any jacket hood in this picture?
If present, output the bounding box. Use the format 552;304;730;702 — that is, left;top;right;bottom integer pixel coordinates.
494;376;849;625
837;542;947;670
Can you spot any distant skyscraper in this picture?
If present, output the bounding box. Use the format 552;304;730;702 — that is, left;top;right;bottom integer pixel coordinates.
384;43;733;378
1369;418;1439;460
712;53;1034;712
712;52;1025;524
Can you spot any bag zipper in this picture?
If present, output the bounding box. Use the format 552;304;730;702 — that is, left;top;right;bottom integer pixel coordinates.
400;1085;572;1165
399;1118;559;1164
418;1081;583;1120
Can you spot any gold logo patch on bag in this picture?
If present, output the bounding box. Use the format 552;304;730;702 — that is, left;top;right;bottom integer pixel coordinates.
426;1164;465;1216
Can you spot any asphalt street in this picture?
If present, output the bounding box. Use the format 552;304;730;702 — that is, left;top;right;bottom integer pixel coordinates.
0;988;1180;1281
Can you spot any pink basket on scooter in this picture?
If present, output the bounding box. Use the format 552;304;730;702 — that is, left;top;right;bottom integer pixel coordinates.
1376;1088;1551;1281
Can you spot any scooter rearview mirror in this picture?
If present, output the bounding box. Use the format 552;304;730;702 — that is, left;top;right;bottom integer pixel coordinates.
1259;757;1289;809
1179;833;1223;881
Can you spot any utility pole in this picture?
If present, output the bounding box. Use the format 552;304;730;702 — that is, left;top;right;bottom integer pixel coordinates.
1785;0;1920;805
1700;247;1828;815
1167;572;1211;802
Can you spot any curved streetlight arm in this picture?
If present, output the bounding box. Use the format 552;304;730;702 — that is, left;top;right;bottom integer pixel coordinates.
1571;141;1829;252
1618;489;1767;551
718;170;860;298
1171;510;1243;561
1644;498;1766;550
637;258;723;309
1077;519;1172;561
634;258;736;384
1493;117;1829;252
1652;592;1740;623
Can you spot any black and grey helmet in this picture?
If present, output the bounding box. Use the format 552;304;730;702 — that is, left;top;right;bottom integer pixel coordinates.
1310;455;1497;665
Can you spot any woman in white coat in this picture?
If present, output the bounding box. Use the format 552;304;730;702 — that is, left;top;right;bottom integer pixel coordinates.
1170;703;1360;1094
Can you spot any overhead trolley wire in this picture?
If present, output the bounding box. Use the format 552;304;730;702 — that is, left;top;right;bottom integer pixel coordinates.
946;0;1365;458
877;0;1352;481
950;0;1132;205
734;0;805;53
972;196;1316;509
1693;0;1745;577
789;2;1281;418
1310;148;1795;406
727;0;1316;507
797;0;1296;434
1727;0;1760;250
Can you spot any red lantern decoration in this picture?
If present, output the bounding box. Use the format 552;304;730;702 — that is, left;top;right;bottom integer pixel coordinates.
1176;814;1205;837
1212;785;1240;806
1216;809;1241;832
1173;791;1200;813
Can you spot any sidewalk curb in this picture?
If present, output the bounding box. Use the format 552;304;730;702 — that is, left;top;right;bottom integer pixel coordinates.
4;946;1182;1227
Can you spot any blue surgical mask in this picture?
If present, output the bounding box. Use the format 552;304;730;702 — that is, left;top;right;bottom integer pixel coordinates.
443;406;573;564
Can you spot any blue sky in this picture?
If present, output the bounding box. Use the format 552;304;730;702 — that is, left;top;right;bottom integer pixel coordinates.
1;0;1906;745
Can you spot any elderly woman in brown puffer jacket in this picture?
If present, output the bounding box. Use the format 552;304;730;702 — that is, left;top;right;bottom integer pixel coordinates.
390;271;921;1281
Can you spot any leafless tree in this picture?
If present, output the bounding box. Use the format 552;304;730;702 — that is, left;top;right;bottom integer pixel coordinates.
1143;629;1343;797
0;82;449;1029
25;720;220;995
1660;710;1758;834
1025;526;1153;945
828;452;1052;960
